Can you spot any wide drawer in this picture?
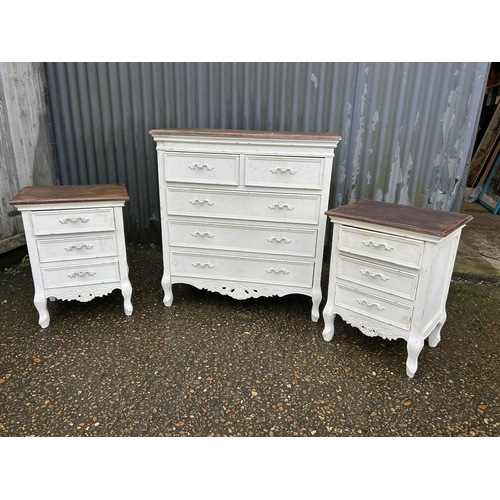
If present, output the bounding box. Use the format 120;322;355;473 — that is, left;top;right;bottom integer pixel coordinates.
334;283;413;330
41;261;120;289
166;188;321;225
170;251;314;288
338;226;424;269
164;151;239;186
168;221;317;257
337;255;419;301
32;208;116;236
244;155;324;190
36;235;118;263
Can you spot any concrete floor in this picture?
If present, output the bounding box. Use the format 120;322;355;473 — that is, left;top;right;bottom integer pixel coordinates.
0;202;499;438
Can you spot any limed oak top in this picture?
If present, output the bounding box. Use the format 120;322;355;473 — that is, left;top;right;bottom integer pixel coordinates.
326;200;472;237
149;128;342;141
10;184;130;205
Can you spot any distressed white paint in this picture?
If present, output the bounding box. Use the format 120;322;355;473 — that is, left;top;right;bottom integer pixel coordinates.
151;130;340;322
322;203;470;377
12;196;133;328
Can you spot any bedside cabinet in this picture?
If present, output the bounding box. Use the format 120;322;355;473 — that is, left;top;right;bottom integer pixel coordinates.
150;129;341;321
322;200;472;377
10;184;133;328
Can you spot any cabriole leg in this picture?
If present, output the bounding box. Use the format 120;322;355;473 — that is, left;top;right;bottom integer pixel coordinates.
34;291;50;328
322;300;336;341
162;272;173;306
311;288;322;322
122;279;133;315
406;337;425;377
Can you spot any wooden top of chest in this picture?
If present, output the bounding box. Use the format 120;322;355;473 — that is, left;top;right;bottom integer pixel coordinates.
149;128;342;142
10;184;130;205
326;200;473;237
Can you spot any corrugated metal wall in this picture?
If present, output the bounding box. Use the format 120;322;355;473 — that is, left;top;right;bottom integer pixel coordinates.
43;62;488;244
0;62;56;253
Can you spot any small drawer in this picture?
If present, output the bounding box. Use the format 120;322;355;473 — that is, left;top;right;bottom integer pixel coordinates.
244;155;324;190
41;261;120;289
167;188;321;225
168;221;317;257
164;152;239;186
338;226;424;269
337;255;419;301
32;208;116;236
334;283;413;330
36;235;118;263
170;252;314;288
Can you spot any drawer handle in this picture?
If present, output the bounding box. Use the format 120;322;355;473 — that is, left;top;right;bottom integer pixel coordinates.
362;240;394;251
190;199;215;206
357;298;385;311
265;268;290;275
65;244;94;251
267;236;292;243
268;203;294;211
192;262;215;268
59;216;89;224
360;269;389;281
189;163;215;171
191;231;215;238
270;167;297;175
67;270;96;278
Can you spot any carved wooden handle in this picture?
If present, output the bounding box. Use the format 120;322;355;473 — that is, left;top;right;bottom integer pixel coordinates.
265;268;290;275
67;270;96;278
268;203;294;210
357;298;385;311
59;216;89;224
190;199;215;206
191;231;215;238
362;240;393;251
189;163;214;171
270;167;297;175
360;269;389;281
267;236;292;243
65;244;94;251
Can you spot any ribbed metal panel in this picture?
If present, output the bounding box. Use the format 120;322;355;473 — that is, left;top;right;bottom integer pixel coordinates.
43;62;488;243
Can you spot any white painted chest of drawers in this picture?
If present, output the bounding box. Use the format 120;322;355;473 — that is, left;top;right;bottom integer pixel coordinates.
149;128;341;321
321;200;472;377
10;184;133;328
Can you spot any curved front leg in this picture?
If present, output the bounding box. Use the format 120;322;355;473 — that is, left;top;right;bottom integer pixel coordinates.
161;271;173;307
34;290;50;328
322;299;336;341
121;278;133;315
406;336;425;377
311;288;322;322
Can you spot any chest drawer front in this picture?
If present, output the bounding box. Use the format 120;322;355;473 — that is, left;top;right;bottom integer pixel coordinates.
168;221;317;257
170;252;314;288
337;255;419;301
32;208;116;236
338;226;424;269
334;283;413;330
167;188;321;225
164;152;239;186
41;261;120;289
37;235;118;263
244;155;324;190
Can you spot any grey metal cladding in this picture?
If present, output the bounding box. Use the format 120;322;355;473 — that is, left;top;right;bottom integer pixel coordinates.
43;62;489;243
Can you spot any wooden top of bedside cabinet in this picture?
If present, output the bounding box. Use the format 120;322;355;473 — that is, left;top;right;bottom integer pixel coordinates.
10;184;130;205
325;199;472;237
